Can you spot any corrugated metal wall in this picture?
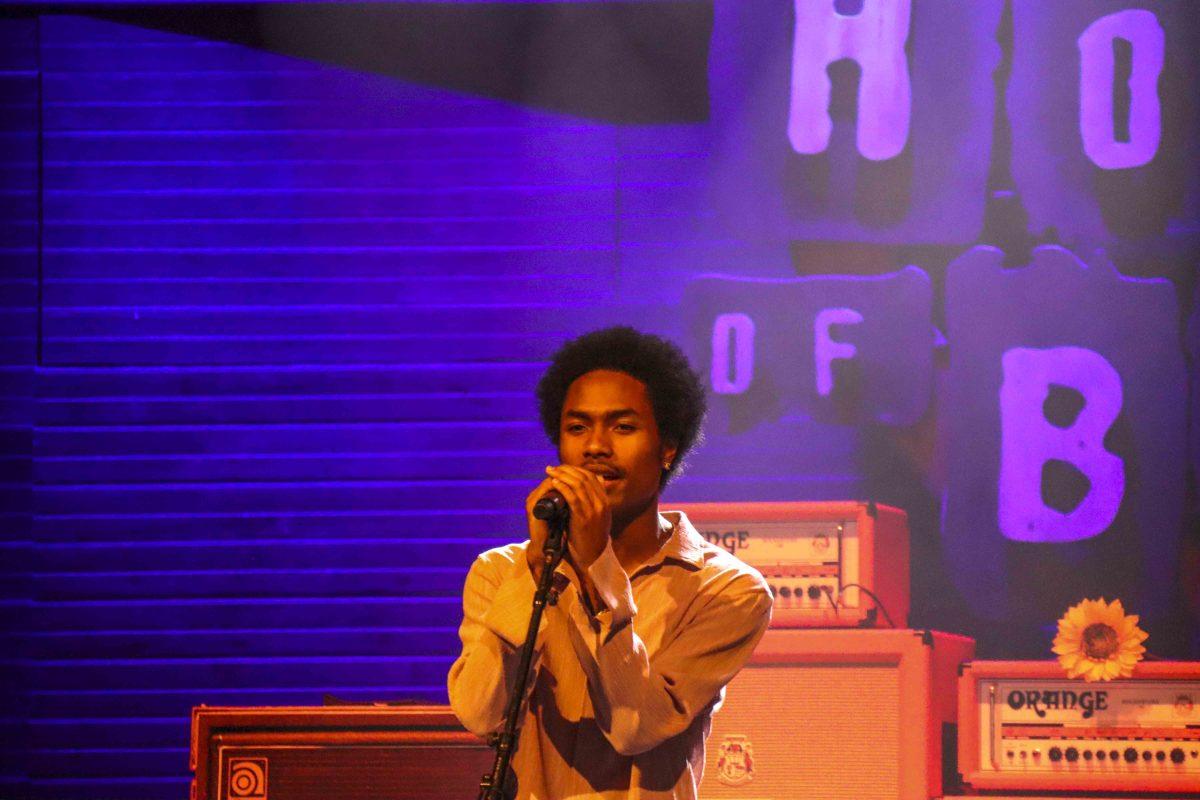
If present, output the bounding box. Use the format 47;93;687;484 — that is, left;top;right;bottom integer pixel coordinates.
18;13;755;799
0;15;38;800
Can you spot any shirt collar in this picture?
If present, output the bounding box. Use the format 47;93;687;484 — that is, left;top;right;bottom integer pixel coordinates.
631;510;707;574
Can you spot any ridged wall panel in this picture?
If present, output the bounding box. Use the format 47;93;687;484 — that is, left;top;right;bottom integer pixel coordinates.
14;11;852;798
0;15;39;798
30;14;629;799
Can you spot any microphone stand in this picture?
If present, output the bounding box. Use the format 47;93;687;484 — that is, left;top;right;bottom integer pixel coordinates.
477;514;568;800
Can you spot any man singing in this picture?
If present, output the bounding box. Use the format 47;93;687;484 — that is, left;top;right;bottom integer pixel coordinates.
448;326;772;799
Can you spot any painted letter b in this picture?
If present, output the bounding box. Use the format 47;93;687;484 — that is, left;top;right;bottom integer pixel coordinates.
998;347;1125;543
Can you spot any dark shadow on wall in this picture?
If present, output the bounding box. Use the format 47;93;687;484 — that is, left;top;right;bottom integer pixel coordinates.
70;3;712;124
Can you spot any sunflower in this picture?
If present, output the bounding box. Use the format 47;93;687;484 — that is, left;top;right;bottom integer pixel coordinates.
1052;598;1148;682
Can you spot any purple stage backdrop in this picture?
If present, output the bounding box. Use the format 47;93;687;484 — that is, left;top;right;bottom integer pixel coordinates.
0;4;1196;799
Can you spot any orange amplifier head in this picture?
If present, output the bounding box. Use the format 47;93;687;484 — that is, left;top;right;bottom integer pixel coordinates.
958;660;1200;796
669;501;909;628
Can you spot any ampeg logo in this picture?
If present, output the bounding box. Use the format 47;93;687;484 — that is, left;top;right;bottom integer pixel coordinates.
716;734;755;786
227;757;267;800
1006;689;1109;719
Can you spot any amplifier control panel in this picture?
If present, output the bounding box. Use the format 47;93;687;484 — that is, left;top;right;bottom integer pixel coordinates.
960;661;1200;794
669;502;908;628
704;520;854;610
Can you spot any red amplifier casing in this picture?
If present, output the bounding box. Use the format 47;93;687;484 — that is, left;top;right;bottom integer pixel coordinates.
669;501;909;628
189;705;492;800
958;660;1200;796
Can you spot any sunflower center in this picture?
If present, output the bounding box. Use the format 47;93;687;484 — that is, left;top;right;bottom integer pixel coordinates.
1082;623;1120;660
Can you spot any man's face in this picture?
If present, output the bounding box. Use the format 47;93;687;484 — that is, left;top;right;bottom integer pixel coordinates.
558;369;676;529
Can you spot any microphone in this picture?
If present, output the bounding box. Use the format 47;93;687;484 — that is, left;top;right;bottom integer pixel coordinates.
533;489;569;522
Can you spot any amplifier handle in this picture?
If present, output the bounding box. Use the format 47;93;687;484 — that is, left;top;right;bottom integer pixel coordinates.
988;682;1000;770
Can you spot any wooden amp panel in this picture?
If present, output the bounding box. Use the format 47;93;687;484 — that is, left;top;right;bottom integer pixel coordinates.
190;705;493;800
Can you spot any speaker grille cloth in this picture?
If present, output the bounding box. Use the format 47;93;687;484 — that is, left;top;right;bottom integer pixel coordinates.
700;664;900;800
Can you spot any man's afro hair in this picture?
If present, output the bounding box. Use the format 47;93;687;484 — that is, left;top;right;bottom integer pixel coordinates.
536;326;707;485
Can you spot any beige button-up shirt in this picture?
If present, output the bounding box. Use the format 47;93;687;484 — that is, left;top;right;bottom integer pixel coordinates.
448;511;773;799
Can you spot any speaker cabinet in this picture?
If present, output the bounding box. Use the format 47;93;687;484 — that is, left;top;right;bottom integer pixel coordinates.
700;628;974;800
190;706;493;800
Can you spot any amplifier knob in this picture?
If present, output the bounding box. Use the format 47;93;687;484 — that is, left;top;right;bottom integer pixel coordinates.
1155;750;1166;762
1065;747;1079;762
807;585;821;600
1082;749;1092;761
1171;748;1185;764
1124;748;1138;763
778;586;792;598
1110;749;1120;761
1142;750;1152;762
1095;750;1105;761
1049;747;1063;762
